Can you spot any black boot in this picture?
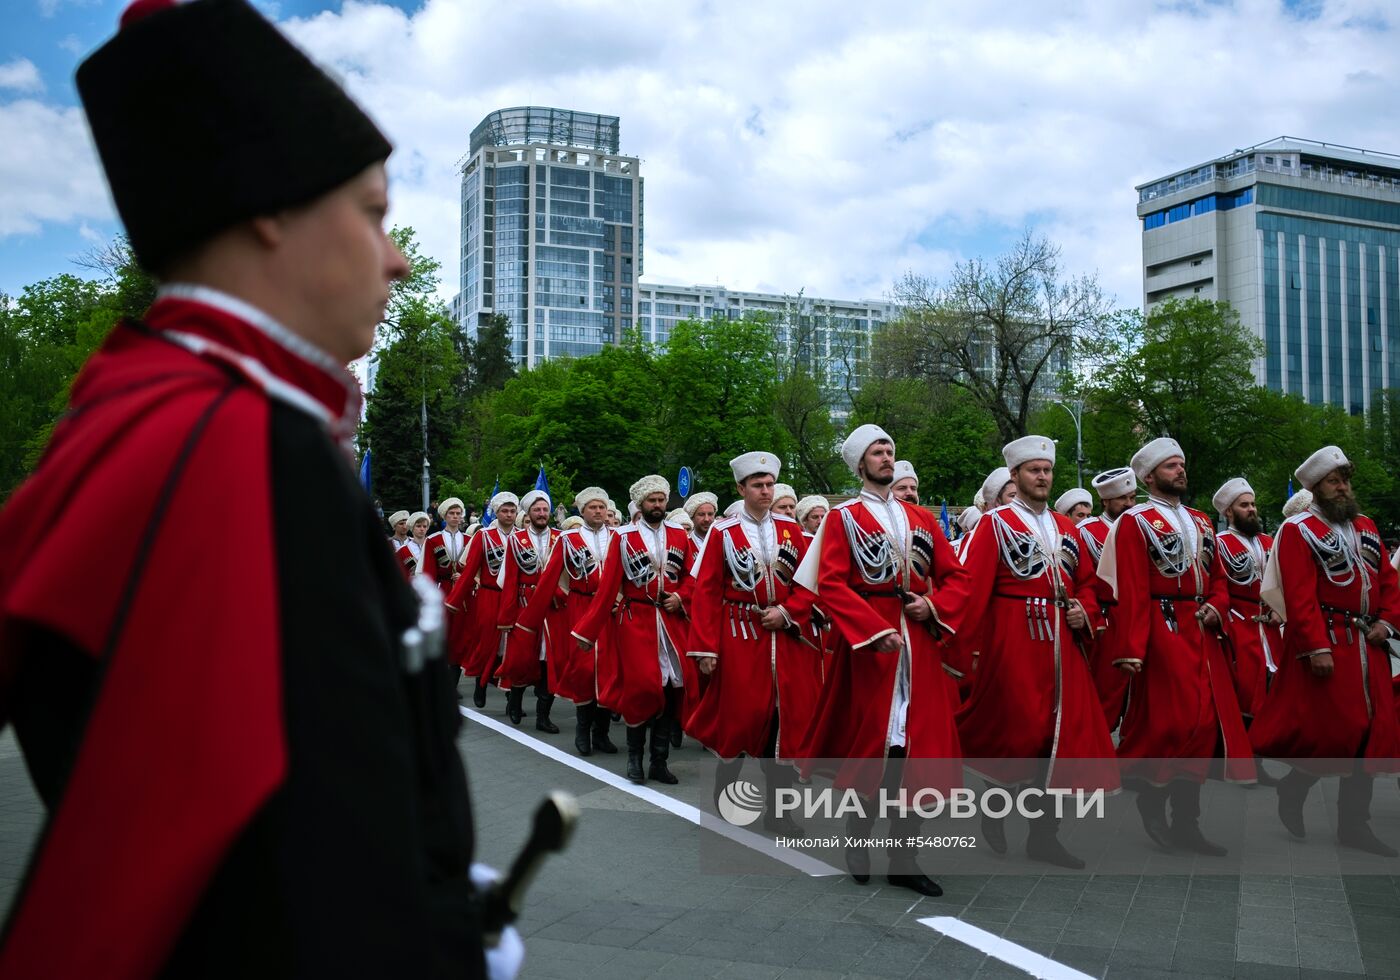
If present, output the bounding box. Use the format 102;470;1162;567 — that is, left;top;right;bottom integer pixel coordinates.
591;707;618;754
1026;812;1085;869
535;694;560;734
1135;785;1171;848
714;757;745;809
844;811;872;884
671;722;683;749
1167;780;1227;856
574;703;594;755
1276;768;1315;840
471;677;486;709
625;725;646;784
505;687;525;725
981;812;1008;855
648;716;678;784
761;760;801;835
1338;772;1397;856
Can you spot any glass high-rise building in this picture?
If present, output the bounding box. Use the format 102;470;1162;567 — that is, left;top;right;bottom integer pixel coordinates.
1138;137;1400;414
458;107;642;365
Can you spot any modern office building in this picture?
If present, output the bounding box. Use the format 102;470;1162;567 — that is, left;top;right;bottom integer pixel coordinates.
635;282;894;406
1138;137;1400;413
458;107;642;366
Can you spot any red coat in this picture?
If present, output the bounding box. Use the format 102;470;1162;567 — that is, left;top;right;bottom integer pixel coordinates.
389;538;416;581
683;513;817;762
1080;514;1129;729
796;492;970;797
1216;529;1281;718
450;526;509;680
1100;500;1254;784
571;521;697;726
507;525;612;703
1250;512;1400;771
495;527;561;689
953;503;1118;792
422;529;468;594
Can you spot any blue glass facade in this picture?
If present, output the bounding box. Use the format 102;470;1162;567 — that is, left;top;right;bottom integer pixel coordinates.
1141;188;1254;230
1256;194;1400;414
459;109;640;366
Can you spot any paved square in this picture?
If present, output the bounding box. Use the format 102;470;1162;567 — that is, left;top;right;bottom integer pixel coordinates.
4;715;1400;978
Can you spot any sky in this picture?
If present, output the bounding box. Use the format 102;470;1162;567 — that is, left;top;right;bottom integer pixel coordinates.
2;0;1397;310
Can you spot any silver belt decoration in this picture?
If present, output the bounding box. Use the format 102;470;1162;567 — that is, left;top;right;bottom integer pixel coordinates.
841;508;896;584
401;575;446;673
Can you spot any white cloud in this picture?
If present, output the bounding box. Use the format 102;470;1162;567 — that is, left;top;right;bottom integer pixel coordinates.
0;98;111;236
5;0;1397;312
0;59;43;94
266;0;1400;310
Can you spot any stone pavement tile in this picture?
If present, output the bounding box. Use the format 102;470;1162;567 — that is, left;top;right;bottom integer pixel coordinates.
848;938;934;978
1001;922;1064;945
1232;964;1300;980
1099;966;1176;980
1297;970;1373;980
631;929;702;954
1106;946;1164;971
1237;942;1300;967
1362;954;1400;978
1239;890;1293;908
1295;937;1364;974
571;950;680;979
651;953;737;978
773;969;847;979
907;940;986;979
1048;942;1111;977
1167;947;1235;978
712;964;785;980
974;958;1045;979
1293;915;1354;939
525;937;622;965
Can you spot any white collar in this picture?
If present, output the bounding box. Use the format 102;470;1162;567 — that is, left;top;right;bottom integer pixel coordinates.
156;282;344;376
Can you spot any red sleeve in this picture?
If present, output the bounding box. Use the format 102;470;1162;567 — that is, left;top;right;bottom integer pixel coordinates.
674;533;698;616
951;516;996;635
514;542;566;636
817;510;899;650
925;519;971;637
445;534;482;612
573;534;624;646
687;526;726;658
1373;533;1400;632
1277;521;1330;654
1112;515;1150;665
779;531;813;629
1071;526;1102;628
1200;525;1230;626
394;544;416;581
496;536;521;631
0;383;285;979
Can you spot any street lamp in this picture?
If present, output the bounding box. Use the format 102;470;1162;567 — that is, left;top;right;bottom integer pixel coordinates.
1054;398;1085;488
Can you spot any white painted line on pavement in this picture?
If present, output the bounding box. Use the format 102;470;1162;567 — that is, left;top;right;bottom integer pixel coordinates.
919;916;1093;980
460;706;841;877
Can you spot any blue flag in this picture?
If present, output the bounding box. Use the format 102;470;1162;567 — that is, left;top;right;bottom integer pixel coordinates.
939;499;951;538
358;449;372;495
535;463;550;503
1287;477;1294;500
483;476;499;525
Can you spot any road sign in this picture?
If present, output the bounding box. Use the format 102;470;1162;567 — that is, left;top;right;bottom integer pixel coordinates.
677;466;692;498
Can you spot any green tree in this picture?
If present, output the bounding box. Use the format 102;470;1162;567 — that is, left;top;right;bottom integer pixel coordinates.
361;226;467;511
851;377;1001;503
879;231;1111;445
654;315;790;493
